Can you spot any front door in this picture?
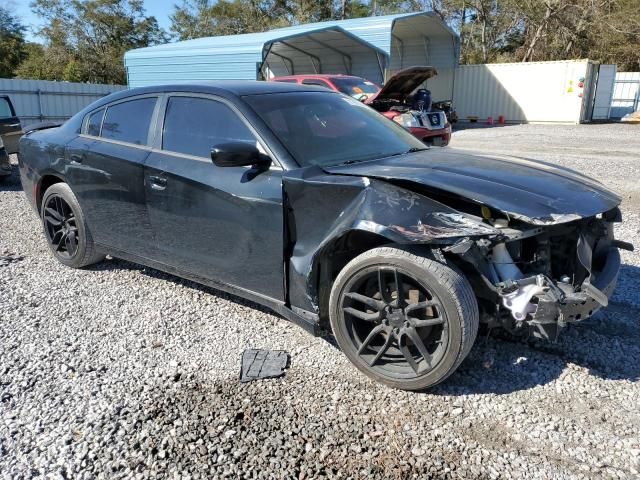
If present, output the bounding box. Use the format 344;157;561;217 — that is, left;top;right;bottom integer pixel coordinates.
144;95;284;300
0;96;22;154
65;96;159;256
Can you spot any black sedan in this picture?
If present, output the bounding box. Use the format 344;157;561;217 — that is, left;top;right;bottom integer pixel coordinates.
18;82;629;391
0;136;10;179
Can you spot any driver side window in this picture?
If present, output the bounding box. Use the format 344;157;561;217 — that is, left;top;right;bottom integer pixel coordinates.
162;96;256;158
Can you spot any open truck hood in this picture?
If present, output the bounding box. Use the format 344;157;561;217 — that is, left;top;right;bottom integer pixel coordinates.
366;66;438;104
323;148;621;225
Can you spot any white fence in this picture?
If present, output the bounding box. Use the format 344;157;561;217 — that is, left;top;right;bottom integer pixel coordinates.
0;78;126;127
610;72;640;119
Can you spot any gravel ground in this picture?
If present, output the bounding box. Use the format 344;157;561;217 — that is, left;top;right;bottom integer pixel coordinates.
1;123;639;479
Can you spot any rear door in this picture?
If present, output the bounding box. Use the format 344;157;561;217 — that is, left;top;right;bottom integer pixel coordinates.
0;96;23;154
65;95;160;256
144;94;284;299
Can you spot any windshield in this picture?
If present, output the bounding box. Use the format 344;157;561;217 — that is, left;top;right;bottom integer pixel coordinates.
331;77;380;96
246;92;426;168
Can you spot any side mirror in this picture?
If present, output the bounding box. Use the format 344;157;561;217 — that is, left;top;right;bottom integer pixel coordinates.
210;142;271;168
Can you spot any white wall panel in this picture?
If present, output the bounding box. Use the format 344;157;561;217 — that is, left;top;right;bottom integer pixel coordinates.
453;60;593;124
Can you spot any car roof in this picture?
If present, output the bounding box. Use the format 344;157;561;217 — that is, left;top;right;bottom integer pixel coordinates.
93;81;330;107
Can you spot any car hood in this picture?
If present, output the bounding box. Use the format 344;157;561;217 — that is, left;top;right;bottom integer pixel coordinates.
323;148;621;225
365;66;438;104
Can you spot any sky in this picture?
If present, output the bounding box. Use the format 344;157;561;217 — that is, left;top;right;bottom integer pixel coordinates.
9;0;174;42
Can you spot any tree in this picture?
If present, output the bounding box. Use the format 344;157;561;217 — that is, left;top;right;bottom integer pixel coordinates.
374;0;640;69
170;0;370;41
458;0;524;63
170;0;292;39
21;0;169;84
593;0;640;71
0;6;27;78
15;14;76;81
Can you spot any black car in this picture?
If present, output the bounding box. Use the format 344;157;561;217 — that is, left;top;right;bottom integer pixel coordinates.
18;82;629;391
0;95;22;180
0;95;22;155
0;136;10;179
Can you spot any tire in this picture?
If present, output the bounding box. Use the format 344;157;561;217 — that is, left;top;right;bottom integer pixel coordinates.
40;183;104;268
329;246;478;391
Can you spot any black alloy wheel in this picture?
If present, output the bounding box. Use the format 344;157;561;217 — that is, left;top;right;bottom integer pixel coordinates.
40;183;104;268
329;247;478;391
43;194;80;259
341;266;449;378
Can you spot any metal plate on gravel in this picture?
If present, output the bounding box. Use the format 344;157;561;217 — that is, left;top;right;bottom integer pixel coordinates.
240;349;290;382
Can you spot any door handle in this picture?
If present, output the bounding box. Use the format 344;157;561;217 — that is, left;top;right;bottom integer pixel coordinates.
69;153;84;164
149;175;167;190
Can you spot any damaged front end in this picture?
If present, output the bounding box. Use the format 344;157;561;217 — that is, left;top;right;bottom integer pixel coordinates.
449;208;631;340
312;148;631;340
283;155;630;340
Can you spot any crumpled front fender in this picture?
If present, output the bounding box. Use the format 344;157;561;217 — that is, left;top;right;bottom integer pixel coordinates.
282;167;500;313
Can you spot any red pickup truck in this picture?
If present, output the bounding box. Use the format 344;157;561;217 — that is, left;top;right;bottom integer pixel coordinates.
271;67;452;146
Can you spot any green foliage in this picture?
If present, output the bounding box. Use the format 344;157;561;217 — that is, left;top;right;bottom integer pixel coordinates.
377;0;640;69
170;0;371;41
0;6;27;78
15;42;64;80
16;0;168;84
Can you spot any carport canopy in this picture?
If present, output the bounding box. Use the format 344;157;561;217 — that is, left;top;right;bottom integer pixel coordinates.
268;13;460;99
124;26;388;87
261;27;386;84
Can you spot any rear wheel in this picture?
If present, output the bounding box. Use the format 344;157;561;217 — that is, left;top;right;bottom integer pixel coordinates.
41;183;104;268
329;247;478;391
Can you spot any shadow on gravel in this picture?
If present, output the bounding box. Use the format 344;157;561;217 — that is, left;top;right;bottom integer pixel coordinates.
0;163;23;192
452;122;523;132
87;257;282;319
89;254;640;397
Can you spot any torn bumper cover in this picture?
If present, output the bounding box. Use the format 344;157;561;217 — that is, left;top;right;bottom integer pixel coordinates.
500;247;620;339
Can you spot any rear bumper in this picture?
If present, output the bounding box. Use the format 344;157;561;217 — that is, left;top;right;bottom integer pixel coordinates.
408;124;452;146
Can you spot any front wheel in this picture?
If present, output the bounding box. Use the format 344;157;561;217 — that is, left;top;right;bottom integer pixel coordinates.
41;183;104;268
329;247;478;391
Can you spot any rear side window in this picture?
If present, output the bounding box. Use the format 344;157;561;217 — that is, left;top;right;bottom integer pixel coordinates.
101;97;157;145
86;108;104;137
162;97;255;158
0;97;14;118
